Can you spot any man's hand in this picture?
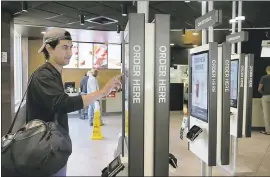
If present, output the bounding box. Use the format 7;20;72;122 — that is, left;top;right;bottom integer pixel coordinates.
100;74;123;97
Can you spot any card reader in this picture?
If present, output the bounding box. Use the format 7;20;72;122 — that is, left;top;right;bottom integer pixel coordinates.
101;156;125;177
186;125;203;142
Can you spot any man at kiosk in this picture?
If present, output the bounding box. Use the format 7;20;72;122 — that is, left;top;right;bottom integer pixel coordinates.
258;66;270;135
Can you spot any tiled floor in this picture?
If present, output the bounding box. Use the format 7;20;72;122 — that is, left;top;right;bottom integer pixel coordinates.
67;112;270;176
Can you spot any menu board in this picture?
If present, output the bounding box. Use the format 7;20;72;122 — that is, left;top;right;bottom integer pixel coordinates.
108;44;121;69
78;43;93;69
63;42;79;68
191;52;209;122
230;60;239;108
93;44;108;69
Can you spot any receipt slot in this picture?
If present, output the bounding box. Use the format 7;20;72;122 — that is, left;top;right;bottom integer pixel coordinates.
186;125;203;142
101;156;125;177
187;43;218;170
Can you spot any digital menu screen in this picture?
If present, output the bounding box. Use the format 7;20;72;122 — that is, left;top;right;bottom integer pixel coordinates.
230;60;239;108
78;43;94;69
63;42;79;68
108;44;121;69
191;52;209;122
93;44;108;69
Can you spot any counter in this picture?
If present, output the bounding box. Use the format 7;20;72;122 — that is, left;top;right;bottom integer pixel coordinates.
104;92;122;113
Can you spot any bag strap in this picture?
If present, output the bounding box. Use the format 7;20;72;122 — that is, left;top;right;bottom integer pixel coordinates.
7;73;35;134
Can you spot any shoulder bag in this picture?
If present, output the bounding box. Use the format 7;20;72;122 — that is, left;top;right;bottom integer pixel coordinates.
1;73;72;176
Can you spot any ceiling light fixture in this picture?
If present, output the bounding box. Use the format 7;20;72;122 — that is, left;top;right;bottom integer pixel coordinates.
185;1;191;2
235;16;245;21
121;4;128;16
192;31;199;36
80;14;85;25
182;28;186;36
170;43;175;46
117;24;121;33
41;31;46;34
22;1;28;12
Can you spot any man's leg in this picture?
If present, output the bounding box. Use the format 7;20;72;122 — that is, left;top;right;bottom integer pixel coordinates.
262;95;270;134
53;165;67;176
88;103;94;126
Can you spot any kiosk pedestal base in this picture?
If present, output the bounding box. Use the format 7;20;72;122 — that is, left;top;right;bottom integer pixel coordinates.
222;164;254;176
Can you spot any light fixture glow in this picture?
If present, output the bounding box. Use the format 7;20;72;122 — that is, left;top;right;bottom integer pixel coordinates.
22;1;28;12
121;4;127;16
185;1;191;2
80;14;85;25
41;31;46;34
229;19;237;24
170;43;175;46
235;16;245;21
192;32;199;36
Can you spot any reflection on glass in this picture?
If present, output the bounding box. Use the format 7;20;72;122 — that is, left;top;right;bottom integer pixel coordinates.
93;44;108;69
78;43;93;69
108;44;121;69
64;42;79;68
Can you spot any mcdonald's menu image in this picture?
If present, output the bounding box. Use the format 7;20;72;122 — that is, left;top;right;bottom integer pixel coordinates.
63;42;79;68
93;44;108;69
108;44;121;69
191;52;209;122
230;60;239;108
78;43;94;69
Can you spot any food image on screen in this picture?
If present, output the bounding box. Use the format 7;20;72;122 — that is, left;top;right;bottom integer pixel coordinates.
78;43;94;69
63;42;79;68
191;52;209;122
124;43;129;111
230;60;239;108
108;44;121;69
93;44;108;69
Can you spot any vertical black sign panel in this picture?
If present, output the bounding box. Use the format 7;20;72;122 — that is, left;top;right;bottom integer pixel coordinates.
154;14;170;176
208;42;218;166
128;13;145;176
245;54;254;137
221;42;231;165
237;54;245;138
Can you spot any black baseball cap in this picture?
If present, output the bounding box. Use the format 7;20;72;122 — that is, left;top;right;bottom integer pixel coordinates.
38;28;72;53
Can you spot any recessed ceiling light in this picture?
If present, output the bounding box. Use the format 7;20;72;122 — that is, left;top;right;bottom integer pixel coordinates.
41;31;46;34
193;32;199;36
185;1;191;2
170;43;175;46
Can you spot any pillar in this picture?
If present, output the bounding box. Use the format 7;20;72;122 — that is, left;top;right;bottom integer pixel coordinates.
1;10;15;136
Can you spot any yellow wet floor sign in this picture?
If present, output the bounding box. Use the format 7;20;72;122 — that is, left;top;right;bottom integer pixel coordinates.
91;110;103;140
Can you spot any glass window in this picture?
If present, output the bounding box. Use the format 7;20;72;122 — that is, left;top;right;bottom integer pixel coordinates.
108;44;121;69
14;31;23;107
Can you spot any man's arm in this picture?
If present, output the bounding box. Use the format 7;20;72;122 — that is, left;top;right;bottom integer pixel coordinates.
258;77;264;93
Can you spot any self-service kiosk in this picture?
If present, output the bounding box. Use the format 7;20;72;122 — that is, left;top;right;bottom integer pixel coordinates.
187;43;218;176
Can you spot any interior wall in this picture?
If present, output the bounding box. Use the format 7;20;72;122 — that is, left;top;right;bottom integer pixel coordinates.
28;40;121;89
242;29;270;98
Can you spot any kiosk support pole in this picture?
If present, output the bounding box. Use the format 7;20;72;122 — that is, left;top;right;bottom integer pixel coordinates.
231;1;236;54
237;1;243;54
121;31;126;157
201;1;207;44
208;1;214;43
137;1;149;22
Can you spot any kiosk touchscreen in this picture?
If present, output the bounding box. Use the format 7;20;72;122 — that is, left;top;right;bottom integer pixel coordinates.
230;54;245;137
230;60;239;108
188;43;218;166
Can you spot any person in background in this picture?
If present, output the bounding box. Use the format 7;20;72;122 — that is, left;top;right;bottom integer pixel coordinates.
258;66;270;135
87;69;104;126
79;72;90;119
80;72;89;93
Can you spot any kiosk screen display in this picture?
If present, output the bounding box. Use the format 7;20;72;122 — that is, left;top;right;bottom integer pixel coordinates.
230;60;239;108
191;52;209;122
